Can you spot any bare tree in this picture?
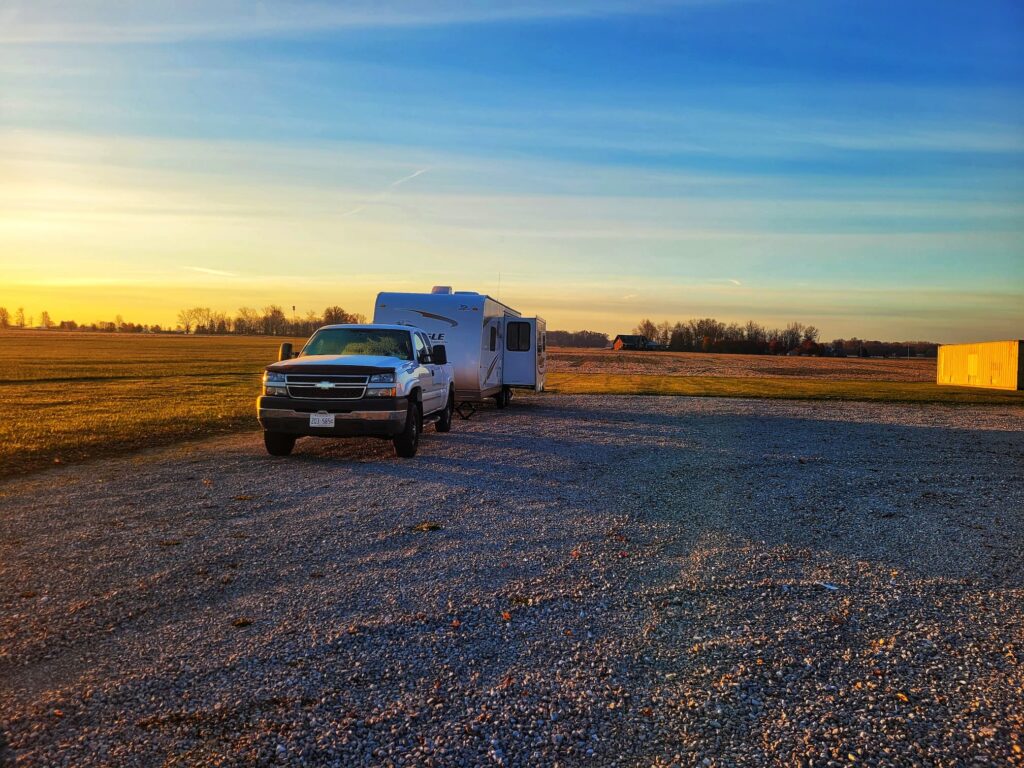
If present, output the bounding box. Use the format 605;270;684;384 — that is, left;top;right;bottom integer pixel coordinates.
15;307;25;328
262;305;287;336
781;321;804;351
655;321;673;347
235;307;260;335
322;306;350;325
176;308;196;334
0;307;9;328
40;310;53;329
633;318;658;340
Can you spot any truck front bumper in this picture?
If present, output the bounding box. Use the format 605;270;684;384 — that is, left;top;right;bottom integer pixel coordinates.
257;395;409;438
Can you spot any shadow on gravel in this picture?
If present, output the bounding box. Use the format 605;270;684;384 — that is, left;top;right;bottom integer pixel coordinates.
517;399;1024;586
0;731;12;768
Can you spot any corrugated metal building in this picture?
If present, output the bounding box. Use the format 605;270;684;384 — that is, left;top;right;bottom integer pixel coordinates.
936;340;1023;390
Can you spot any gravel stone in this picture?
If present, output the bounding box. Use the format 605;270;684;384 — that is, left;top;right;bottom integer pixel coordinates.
1;395;1021;766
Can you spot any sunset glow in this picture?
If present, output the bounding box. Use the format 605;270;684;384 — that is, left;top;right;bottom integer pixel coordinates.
1;1;1022;340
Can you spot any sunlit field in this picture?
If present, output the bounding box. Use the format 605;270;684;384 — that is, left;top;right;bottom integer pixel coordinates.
2;332;1021;480
0;331;300;480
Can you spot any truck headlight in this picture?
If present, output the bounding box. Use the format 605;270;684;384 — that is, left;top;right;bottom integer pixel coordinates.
369;373;395;383
263;371;287;396
364;387;396;398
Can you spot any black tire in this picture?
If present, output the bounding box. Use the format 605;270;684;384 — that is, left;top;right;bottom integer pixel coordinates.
494;386;510;409
264;432;296;456
393;401;420;458
435;391;454;433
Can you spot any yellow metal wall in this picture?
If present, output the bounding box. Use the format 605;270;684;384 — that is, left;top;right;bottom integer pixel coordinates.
937;340;1022;390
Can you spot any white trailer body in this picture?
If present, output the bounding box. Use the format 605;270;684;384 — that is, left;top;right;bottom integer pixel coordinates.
373;289;546;403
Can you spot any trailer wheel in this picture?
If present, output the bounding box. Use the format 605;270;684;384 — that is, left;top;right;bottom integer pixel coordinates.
435;391;454;433
264;432;296;456
393;401;420;458
494;386;510;409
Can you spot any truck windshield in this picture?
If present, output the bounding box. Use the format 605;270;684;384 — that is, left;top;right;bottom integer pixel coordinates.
302;328;413;360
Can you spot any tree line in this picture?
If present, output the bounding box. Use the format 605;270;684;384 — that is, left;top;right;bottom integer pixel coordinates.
0;304;941;356
175;306;366;336
635;317;824;354
0;305;366;336
548;317;939;357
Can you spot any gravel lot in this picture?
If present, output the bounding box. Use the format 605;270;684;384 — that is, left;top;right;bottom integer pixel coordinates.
2;395;1022;767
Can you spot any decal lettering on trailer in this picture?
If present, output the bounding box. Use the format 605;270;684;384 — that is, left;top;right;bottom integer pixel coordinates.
398;309;459;327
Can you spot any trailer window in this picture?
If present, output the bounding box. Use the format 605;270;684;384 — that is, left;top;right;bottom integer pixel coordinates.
506;322;532;352
489;326;497;352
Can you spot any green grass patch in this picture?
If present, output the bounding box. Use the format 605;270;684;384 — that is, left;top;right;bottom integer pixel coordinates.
545;372;1024;406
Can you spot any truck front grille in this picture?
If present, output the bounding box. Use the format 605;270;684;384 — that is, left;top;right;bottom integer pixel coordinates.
286;374;368;400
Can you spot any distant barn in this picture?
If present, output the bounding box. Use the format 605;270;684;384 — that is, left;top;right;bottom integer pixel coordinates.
937;340;1023;390
612;334;649;351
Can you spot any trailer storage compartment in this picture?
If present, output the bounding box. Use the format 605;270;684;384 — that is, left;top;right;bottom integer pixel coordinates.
936;340;1023;390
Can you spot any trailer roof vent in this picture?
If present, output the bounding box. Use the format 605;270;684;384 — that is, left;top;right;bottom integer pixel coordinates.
454;291;479;295
431;285;453;294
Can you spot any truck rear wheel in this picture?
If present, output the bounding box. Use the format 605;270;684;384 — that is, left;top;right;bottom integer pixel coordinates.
435;391;454;433
393;401;420;458
264;432;296;456
494;386;510;409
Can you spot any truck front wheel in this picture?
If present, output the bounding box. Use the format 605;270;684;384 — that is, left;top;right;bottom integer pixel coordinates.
264;432;296;456
393;401;420;458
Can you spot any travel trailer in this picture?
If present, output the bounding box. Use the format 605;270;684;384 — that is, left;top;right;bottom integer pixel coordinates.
373;287;546;408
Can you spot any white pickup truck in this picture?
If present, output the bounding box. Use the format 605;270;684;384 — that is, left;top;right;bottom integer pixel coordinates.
257;324;455;458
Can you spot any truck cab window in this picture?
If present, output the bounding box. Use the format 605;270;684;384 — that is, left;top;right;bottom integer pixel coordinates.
506;322;531;352
413;332;428;362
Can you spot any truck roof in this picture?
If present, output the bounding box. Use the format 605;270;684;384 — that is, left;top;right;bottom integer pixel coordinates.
315;323;421;333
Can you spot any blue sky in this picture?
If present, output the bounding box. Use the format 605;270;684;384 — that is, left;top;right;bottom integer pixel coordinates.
1;0;1022;339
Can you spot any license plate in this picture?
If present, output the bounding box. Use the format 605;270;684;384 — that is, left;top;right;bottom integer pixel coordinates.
309;412;335;428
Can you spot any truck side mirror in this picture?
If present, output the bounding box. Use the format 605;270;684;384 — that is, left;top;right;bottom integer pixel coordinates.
432;345;448;365
278;342;293;361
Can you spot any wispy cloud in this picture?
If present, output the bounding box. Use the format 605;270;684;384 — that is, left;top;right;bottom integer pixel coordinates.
184;265;237;277
341;167;431;217
0;1;733;44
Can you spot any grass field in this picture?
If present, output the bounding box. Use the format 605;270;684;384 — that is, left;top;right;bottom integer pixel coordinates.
544;372;1024;404
2;331;1021;480
548;346;937;381
0;331;299;481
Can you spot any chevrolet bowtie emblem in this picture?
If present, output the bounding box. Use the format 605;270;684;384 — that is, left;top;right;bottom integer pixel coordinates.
316;381;333;389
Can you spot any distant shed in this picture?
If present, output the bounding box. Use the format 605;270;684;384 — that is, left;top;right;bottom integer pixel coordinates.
936;340;1023;390
612;335;649;351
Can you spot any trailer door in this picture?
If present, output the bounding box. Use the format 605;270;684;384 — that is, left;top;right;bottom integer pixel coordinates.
503;318;537;387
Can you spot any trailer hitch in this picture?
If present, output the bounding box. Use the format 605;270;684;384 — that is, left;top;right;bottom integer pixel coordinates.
455;401;477;420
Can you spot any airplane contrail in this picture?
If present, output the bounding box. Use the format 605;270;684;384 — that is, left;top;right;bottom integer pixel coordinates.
342;167;431;217
184;265;237;277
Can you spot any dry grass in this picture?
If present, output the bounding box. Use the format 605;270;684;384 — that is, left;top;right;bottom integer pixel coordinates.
548;347;937;381
0;331;301;480
2;332;1020;480
544;372;1024;405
